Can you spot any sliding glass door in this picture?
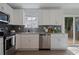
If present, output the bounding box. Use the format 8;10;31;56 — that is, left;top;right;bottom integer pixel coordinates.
65;17;73;46
65;17;79;46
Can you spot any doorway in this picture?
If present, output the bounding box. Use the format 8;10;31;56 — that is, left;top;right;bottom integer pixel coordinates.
65;17;79;46
65;17;73;46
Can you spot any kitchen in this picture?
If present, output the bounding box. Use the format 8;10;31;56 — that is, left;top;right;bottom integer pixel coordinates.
1;3;79;55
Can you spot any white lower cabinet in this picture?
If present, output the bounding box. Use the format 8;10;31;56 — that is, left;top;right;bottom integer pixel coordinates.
16;34;39;50
16;33;68;51
21;36;30;49
16;34;21;49
51;34;68;50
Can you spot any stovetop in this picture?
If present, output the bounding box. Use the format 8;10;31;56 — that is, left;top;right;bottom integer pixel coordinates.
5;33;16;37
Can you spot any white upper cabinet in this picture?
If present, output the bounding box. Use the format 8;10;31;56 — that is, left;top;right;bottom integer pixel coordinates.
39;9;64;25
49;10;56;25
55;10;64;25
23;9;64;26
13;9;23;25
39;9;50;25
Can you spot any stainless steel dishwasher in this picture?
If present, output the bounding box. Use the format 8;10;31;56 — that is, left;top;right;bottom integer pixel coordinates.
39;33;51;50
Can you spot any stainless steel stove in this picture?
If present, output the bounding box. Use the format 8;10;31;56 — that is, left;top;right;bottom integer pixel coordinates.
0;28;16;55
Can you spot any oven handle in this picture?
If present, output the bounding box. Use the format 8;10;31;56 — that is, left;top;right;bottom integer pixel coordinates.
6;35;16;40
6;36;12;40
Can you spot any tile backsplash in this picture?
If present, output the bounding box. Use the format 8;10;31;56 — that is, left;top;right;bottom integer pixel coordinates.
0;22;61;33
7;25;25;32
39;25;61;33
12;25;61;33
23;28;39;32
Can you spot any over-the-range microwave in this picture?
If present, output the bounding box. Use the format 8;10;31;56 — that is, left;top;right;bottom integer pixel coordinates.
0;11;10;23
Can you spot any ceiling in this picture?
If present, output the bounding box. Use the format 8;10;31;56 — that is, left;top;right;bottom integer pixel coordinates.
8;3;79;9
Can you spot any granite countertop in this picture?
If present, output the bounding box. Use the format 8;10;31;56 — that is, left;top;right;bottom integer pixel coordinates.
17;32;39;35
16;32;66;35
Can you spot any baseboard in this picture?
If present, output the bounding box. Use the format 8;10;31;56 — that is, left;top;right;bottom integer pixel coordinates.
16;48;39;51
51;48;67;50
39;49;50;50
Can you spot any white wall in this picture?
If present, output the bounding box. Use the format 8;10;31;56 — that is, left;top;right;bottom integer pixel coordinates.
64;9;79;15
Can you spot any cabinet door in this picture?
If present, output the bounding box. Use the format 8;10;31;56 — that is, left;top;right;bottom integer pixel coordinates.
54;37;62;49
55;34;67;49
21;35;30;49
0;3;5;12
49;10;56;25
39;10;50;25
30;38;38;49
13;9;23;25
54;37;67;49
51;36;56;49
16;34;21;49
0;4;3;11
51;34;68;50
55;10;64;25
29;35;39;49
43;10;50;25
39;10;44;25
59;35;68;49
20;34;39;50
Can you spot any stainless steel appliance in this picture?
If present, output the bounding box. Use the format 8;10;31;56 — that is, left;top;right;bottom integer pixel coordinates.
0;27;16;55
0;11;10;23
39;33;51;50
4;35;16;55
0;11;16;55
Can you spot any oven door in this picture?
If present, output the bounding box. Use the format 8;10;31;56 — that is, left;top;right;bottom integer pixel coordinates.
5;36;13;50
5;35;16;50
5;35;16;55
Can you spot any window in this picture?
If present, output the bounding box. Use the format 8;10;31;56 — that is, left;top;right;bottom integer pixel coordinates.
23;17;38;28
